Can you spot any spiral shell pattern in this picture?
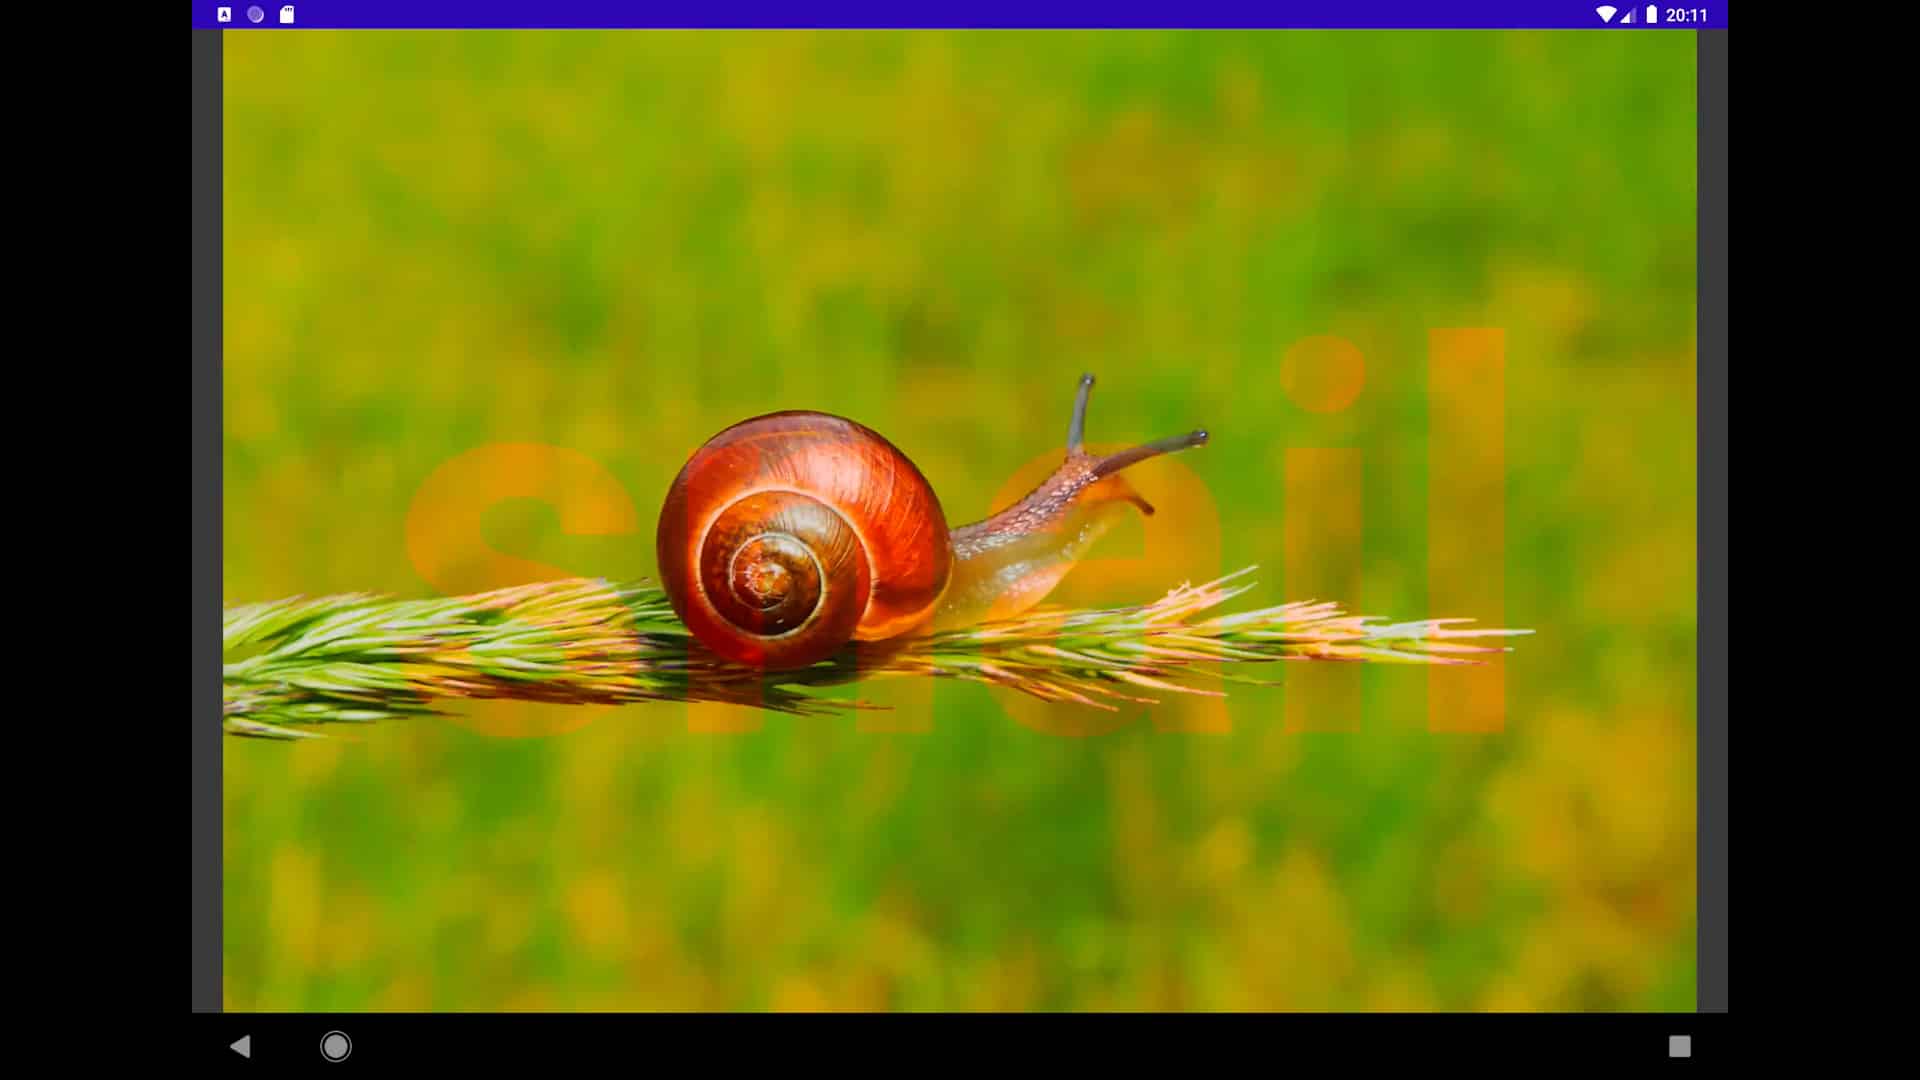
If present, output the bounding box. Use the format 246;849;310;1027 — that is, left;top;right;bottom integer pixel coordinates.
656;411;954;670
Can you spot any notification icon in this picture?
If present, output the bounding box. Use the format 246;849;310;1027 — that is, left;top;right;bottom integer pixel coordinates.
216;5;232;21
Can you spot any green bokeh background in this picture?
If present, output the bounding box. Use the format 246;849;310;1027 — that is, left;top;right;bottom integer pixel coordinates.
223;31;1697;1011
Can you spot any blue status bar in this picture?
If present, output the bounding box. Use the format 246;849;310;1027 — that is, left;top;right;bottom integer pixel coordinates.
194;2;1728;30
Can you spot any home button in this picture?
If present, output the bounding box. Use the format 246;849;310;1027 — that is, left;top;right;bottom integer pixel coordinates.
320;1031;352;1063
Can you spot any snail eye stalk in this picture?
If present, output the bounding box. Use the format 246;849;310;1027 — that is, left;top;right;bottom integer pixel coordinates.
1089;429;1211;479
1066;372;1097;453
1065;372;1208;475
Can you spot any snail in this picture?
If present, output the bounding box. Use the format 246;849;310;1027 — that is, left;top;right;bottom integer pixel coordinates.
656;373;1209;670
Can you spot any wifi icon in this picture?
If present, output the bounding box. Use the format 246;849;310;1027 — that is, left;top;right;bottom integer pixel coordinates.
1596;4;1618;20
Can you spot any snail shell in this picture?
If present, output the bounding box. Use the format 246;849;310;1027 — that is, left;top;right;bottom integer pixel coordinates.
655;411;953;669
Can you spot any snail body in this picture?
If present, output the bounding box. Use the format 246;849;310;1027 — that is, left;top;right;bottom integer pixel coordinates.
657;374;1207;670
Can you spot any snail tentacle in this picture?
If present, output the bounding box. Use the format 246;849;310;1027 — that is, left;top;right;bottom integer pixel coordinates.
936;374;1211;629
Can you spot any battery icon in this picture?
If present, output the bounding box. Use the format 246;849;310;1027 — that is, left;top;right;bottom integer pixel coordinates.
1646;4;1658;21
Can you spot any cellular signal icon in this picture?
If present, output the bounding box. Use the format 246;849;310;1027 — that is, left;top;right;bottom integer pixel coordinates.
1596;5;1617;21
1620;6;1637;21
